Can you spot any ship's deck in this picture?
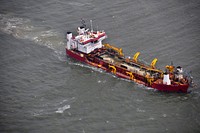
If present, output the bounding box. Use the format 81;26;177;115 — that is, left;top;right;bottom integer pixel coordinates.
91;48;163;77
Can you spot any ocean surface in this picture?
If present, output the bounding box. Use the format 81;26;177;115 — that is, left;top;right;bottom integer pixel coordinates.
0;0;200;133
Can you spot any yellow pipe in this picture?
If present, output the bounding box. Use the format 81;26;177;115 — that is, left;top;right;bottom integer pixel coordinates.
147;78;153;85
109;65;116;74
145;74;153;85
146;68;163;74
126;71;134;80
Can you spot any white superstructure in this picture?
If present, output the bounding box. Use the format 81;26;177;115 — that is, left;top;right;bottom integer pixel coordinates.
66;26;107;54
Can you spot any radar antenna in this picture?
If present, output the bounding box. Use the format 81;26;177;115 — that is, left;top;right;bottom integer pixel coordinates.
81;18;86;28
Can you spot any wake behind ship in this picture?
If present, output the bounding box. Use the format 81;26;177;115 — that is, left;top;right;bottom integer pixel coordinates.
66;22;192;93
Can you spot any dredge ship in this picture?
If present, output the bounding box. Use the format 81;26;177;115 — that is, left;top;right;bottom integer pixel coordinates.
66;22;192;93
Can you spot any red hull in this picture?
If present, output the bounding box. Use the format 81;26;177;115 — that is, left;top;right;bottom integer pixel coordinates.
66;48;189;93
152;80;189;93
66;48;86;62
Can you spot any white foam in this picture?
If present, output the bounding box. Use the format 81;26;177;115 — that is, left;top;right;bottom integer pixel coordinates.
162;114;167;117
31;29;63;50
136;99;143;102
68;2;86;7
0;14;65;60
136;108;146;113
55;105;70;113
69;62;104;73
59;97;75;105
0;14;32;38
146;87;154;90
149;117;155;120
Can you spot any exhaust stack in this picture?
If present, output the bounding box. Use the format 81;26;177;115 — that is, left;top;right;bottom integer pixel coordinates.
163;73;171;85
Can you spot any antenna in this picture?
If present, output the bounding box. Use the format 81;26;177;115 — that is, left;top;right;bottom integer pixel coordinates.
97;25;99;31
81;18;86;28
171;61;173;66
90;20;93;32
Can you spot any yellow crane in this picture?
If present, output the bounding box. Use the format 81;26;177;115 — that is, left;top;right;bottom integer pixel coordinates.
104;44;124;57
151;58;158;69
133;52;140;62
166;65;174;73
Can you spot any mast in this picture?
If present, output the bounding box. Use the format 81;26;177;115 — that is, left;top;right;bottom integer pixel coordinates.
90;20;93;32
